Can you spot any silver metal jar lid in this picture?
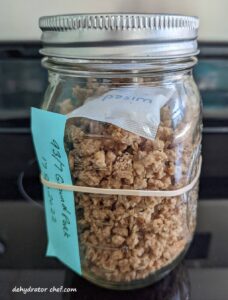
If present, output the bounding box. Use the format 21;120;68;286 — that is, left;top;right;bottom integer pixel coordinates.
39;13;199;60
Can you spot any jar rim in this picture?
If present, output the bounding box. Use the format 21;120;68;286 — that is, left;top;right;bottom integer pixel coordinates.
42;56;197;77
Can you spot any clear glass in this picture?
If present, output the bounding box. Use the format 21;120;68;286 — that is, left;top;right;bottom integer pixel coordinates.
42;58;202;289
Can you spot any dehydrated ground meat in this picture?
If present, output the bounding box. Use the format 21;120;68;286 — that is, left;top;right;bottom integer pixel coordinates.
63;77;201;283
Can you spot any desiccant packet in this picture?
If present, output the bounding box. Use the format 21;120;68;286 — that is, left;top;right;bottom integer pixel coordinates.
67;85;176;140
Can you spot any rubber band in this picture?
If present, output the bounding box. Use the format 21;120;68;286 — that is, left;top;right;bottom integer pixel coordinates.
40;156;202;197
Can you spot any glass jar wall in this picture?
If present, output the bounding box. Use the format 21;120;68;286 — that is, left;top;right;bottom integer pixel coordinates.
41;58;202;289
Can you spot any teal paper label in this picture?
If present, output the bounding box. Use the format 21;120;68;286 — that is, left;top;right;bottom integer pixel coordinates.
31;107;81;275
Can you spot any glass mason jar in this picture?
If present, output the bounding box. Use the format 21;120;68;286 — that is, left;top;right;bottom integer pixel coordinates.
39;14;202;289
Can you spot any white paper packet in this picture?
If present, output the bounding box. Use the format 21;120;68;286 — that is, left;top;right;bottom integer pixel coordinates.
67;85;176;140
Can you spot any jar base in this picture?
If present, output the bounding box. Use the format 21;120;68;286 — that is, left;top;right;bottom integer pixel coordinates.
82;246;189;290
